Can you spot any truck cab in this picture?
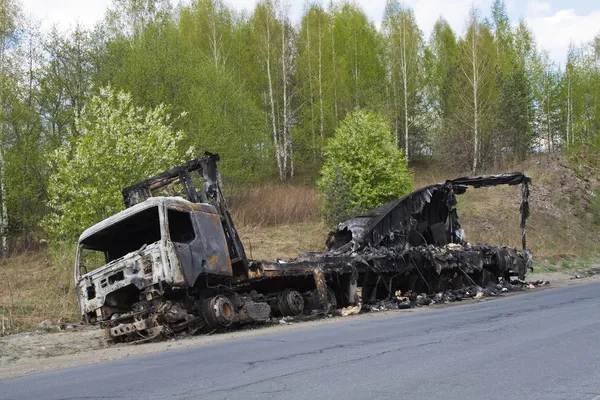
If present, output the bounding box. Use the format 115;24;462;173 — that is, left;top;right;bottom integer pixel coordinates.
73;154;265;342
74;197;232;324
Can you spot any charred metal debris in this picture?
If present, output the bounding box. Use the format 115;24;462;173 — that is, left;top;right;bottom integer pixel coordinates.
74;154;536;344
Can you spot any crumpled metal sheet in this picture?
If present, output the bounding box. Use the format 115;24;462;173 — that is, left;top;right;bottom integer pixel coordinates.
327;172;531;255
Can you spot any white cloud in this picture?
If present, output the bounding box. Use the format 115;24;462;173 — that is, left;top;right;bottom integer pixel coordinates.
21;0;111;30
227;0;493;36
18;0;600;65
526;0;552;17
226;0;260;15
526;7;600;65
409;0;493;39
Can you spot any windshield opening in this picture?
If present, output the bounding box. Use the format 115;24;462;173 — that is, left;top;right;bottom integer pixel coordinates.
80;206;161;263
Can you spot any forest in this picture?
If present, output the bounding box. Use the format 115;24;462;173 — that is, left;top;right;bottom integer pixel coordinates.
0;0;599;251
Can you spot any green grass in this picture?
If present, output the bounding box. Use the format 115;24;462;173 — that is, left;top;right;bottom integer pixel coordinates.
532;255;598;273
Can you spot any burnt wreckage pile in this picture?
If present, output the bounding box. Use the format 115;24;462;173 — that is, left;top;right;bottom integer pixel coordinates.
248;173;532;313
74;153;533;344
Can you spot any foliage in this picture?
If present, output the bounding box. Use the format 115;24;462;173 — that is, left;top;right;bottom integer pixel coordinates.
94;0;274;182
43;86;190;241
590;190;600;228
423;17;458;146
1;0;600;250
566;149;600;227
382;1;424;157
318;110;413;225
294;5;333;176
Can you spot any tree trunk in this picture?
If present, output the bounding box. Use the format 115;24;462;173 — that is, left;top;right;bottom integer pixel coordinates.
401;18;409;160
353;30;359;107
392;70;399;146
472;29;479;173
209;7;220;69
265;21;283;181
0;28;8;257
282;18;289;179
331;25;338;121
0;149;7;257
318;17;324;138
567;73;571;146
546;73;552;152
306;17;316;159
547;98;552;152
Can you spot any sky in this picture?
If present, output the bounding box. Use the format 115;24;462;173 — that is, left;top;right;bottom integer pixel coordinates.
20;0;600;66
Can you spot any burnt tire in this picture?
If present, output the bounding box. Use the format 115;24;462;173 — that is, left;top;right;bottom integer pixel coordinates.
277;289;305;316
327;287;338;310
202;295;235;330
309;286;338;312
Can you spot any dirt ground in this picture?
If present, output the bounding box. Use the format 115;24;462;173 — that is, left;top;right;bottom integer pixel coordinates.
1;269;598;380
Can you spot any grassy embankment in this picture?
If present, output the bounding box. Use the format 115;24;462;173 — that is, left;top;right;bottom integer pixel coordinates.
1;154;598;334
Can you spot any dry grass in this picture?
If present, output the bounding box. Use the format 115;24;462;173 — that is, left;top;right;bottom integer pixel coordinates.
231;155;600;261
228;184;320;227
457;185;599;259
0;246;79;335
238;221;327;260
228;184;325;260
415;154;600;261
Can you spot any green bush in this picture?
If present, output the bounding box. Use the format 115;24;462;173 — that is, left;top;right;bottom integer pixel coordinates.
43;87;191;241
566;149;600;228
590;189;600;226
318;110;413;226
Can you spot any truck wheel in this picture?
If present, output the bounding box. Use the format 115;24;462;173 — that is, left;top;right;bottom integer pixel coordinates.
309;286;338;312
326;287;338;310
202;295;235;330
277;289;305;316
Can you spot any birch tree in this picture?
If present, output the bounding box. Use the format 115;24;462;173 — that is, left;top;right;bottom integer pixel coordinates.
0;0;21;256
575;39;600;148
531;50;560;152
4;18;48;247
106;0;172;38
179;0;233;71
511;20;536;158
99;0;176;107
249;0;295;181
382;0;423;158
489;1;533;162
38;25;95;146
296;5;333;170
330;4;384;116
424;18;458;128
458;8;495;172
562;44;578;148
279;1;295;178
172;0;272;181
491;0;512;68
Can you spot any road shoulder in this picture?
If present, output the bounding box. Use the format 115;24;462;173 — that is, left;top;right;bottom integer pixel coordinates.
1;270;598;380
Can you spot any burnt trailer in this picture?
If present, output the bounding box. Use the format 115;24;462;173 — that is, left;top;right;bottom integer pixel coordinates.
74;153;532;343
244;173;531;311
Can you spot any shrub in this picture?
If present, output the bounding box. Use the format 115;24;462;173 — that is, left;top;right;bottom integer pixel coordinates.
43;87;191;241
318;110;413;226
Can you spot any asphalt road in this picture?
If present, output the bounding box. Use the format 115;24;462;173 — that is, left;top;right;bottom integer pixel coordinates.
2;282;600;400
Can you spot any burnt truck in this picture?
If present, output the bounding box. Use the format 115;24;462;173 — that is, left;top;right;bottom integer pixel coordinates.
74;153;532;343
